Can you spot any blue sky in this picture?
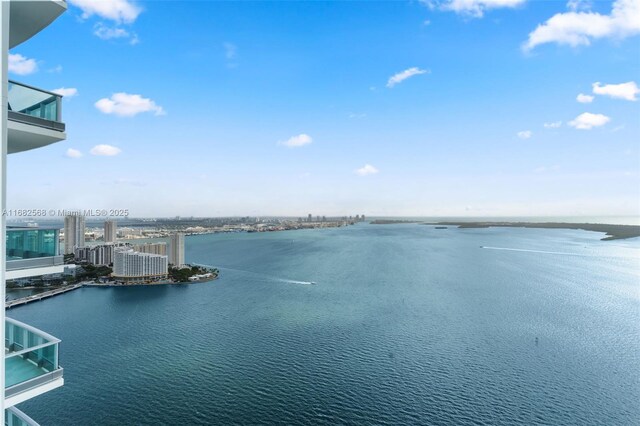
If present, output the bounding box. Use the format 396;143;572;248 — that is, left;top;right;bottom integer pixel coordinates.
7;0;640;217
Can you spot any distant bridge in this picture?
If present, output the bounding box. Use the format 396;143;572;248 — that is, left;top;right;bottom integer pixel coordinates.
6;284;84;309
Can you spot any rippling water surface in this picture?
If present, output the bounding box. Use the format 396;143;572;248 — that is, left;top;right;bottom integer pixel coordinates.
12;224;640;425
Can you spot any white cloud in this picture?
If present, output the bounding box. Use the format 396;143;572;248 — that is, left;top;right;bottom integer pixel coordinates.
568;112;610;129
424;0;526;18
517;130;533;139
95;93;165;117
65;148;83;158
355;164;379;176
576;93;594;103
224;42;237;59
129;34;140;45
387;67;429;88
93;23;139;44
94;22;127;38
8;54;37;75
223;42;238;68
567;0;592;12
278;134;313;148
48;65;63;73
523;0;640;51
543;121;562;128
592;81;639;101
69;0;141;24
90;144;122;156
52;87;79;98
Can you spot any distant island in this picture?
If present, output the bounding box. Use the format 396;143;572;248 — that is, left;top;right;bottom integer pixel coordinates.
430;222;640;241
369;220;420;225
369;220;640;240
169;265;219;283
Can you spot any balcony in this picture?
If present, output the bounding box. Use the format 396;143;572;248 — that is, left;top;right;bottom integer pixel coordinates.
6;227;63;279
4;318;63;408
5;407;40;426
9;1;67;49
8;81;66;154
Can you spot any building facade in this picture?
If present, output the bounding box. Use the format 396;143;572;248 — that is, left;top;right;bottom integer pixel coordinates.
113;249;168;283
2;1;68;422
169;232;185;267
134;242;167;256
64;214;85;254
104;220;117;243
74;243;123;266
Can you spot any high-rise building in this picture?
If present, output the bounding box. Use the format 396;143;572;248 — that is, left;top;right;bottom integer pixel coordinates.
64;214;85;254
134;242;167;256
2;1;68;420
113;249;168;283
74;244;123;266
104;220;117;243
169;232;185;267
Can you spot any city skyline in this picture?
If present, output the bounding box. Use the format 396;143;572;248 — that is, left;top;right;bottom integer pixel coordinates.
7;0;640;217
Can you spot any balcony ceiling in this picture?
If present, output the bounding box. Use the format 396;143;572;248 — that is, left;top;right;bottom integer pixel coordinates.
8;118;65;154
9;0;67;49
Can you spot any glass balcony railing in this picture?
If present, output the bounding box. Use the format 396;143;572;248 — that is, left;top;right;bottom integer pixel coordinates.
7;228;59;261
5;318;62;400
4;407;40;426
6;228;62;273
8;81;62;124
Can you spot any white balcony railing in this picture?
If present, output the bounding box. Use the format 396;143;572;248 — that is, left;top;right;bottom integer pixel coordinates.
4;407;40;426
4;318;63;404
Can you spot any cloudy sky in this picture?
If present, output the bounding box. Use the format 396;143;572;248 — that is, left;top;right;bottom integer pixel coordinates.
8;0;640;217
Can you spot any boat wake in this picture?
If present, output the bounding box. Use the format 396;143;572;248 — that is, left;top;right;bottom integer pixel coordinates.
480;246;587;256
279;279;315;285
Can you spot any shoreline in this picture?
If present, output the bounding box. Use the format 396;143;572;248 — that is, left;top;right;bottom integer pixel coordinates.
370;220;640;240
9;275;219;294
85;275;218;288
431;222;640;241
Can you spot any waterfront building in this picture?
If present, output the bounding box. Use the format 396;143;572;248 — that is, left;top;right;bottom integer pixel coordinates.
2;1;68;421
74;243;123;266
113;249;168;283
104;220;117;243
169;232;185;267
64;214;85;254
134;242;167;256
118;227;142;238
188;272;214;282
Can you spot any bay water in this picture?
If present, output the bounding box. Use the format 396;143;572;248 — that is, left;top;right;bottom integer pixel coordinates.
11;224;640;425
